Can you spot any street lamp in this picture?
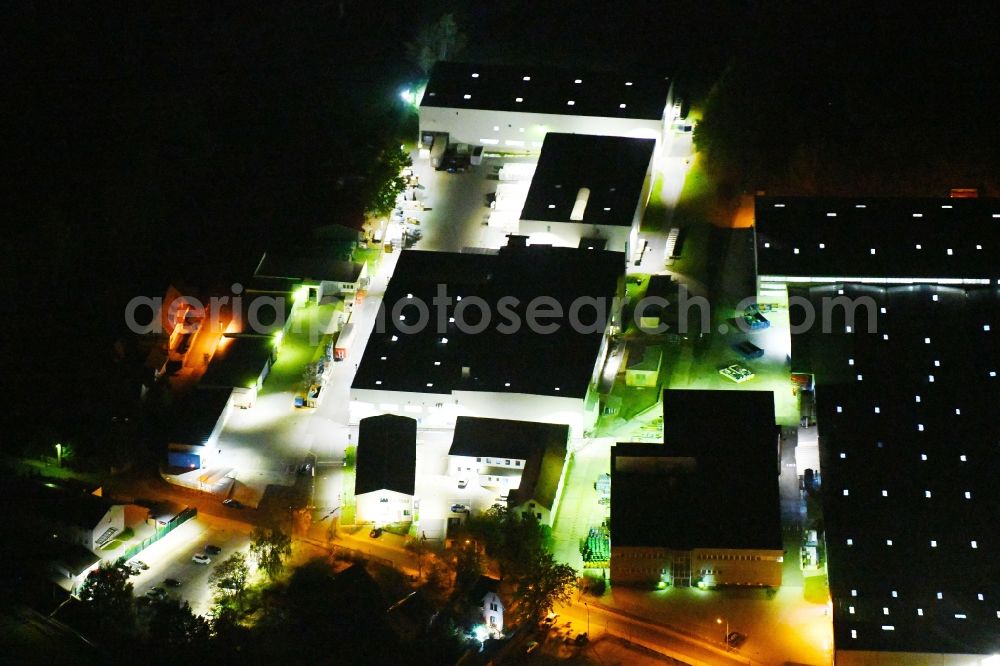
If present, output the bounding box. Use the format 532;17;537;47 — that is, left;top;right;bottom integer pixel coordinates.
55;443;62;468
716;617;728;648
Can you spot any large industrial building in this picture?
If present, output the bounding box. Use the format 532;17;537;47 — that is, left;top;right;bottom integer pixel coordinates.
350;242;625;435
418;61;675;152
515;132;655;257
610;390;783;589
754;197;1000;663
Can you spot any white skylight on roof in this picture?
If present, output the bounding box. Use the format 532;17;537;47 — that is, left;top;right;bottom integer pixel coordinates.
849;606;855;614
548;204;556;209
625;81;633;86
851;630;857;638
840;452;847;458
433;361;440;366
504;382;510;387
976;244;983;249
972;540;978;548
858;374;864;381
932;294;939;301
934;359;941;366
937;592;944;599
764;242;770;248
827;212;837;217
851;589;858;596
918;423;925;431
523;75;531;81
921;453;927;460
843;489;849;496
819;243;825;249
930;540;937;547
515;97;523;102
426;382;433;387
794;248;800;254
883;333;889;340
380;356;387;360
848;358;855;365
881;625;894;631
880;307;887;314
870;248;876;255
574;78;582;83
913;213;923;218
978;593;984;600
856;204;866;208
891;590;898;598
375;380;382;385
774;203;785;208
916;244;922;250
925;490;932;498
965;491;972;499
837;405;843;413
985;324;991;331
463;93;472;99
942;204;952;208
567;100;575;106
471;72;479;78
955;614;967;619
915;395;921;402
991;370;997;377
440;337;448;344
960;454;967;461
917;608;924;615
882;489;888;497
554;387;560;391
391;335;398;342
619;103;627;109
947;248;954;255
883;607;890;615
603;207;611;211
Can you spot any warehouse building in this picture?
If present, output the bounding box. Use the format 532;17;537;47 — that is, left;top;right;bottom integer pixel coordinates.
610;390;782;589
350;243;624;435
418;62;675;152
516;133;655;257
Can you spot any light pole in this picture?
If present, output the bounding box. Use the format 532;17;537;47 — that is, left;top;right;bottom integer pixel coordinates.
584;601;590;635
55;443;62;468
716;617;728;649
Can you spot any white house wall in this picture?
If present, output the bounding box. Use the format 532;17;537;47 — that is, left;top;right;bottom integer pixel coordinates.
356;488;414;526
419;106;666;152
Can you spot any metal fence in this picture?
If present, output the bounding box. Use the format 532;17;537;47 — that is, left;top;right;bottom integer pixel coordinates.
122;507;198;561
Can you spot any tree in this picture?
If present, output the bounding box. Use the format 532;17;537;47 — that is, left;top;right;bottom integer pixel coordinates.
513;552;577;622
209;552;250;610
143;597;210;652
250;526;292;581
405;13;467;75
363;144;412;220
77;557;135;642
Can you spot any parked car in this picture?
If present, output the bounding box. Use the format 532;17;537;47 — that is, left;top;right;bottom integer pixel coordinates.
145;587;166;599
525;640;539;654
222;498;242;508
191;553;211;565
164;578;182;587
450;504;469;513
369;527;383;539
132;560;149;571
541;612;558;627
205;545;222;555
726;631;747;647
457;478;468;489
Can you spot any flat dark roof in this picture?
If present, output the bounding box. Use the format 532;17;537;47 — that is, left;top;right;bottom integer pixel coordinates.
355;415;417;496
200;335;274;389
521;133;655;228
352;244;624;399
255;250;363;284
755;197;1000;281
611;390;781;551
21;482;115;531
421;61;671;120
450;416;568;510
169;387;232;446
790;284;1000;655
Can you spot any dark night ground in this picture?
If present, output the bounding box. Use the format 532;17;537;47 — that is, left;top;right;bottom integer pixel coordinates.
3;0;998;455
